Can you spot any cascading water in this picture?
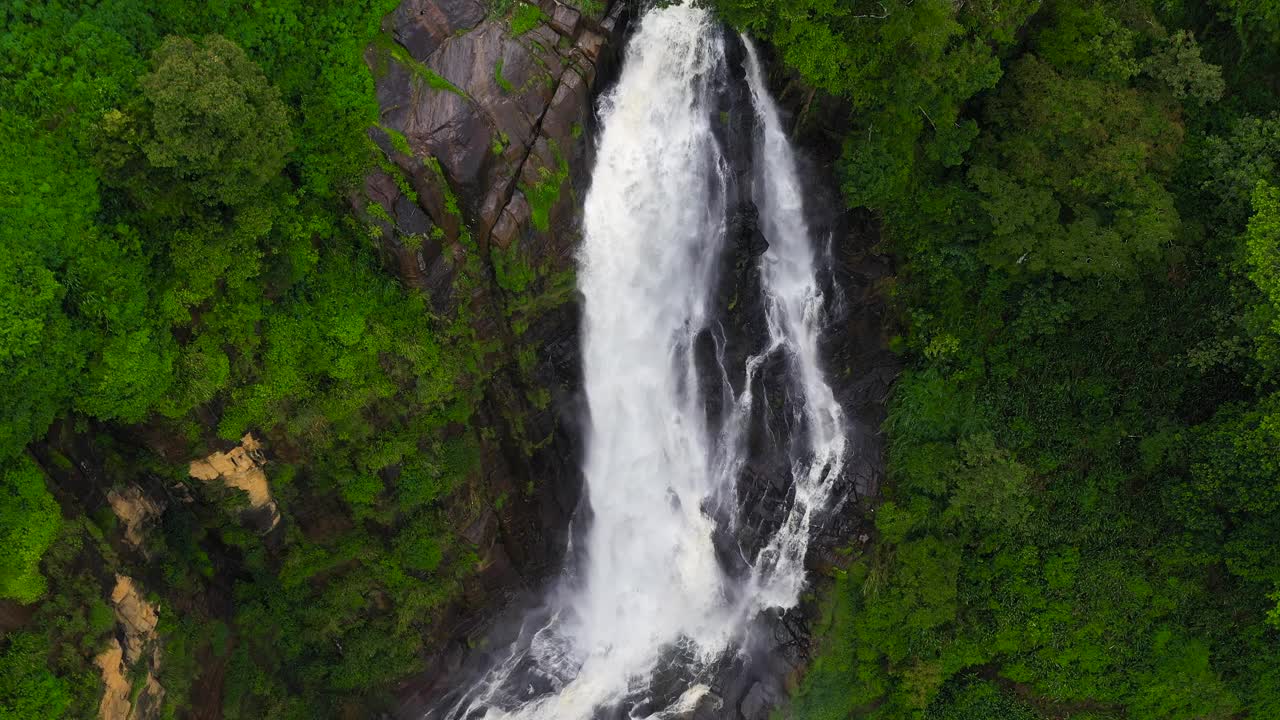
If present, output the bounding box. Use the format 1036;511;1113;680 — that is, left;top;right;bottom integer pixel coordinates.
737;38;847;612
434;4;849;718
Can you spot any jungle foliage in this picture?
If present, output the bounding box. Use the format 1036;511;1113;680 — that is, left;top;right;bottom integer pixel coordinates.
0;0;498;717
713;0;1280;718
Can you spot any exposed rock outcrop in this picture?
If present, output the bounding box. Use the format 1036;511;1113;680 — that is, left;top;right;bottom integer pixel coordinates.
110;575;159;664
95;575;165;720
106;485;164;550
95;640;134;720
188;433;280;533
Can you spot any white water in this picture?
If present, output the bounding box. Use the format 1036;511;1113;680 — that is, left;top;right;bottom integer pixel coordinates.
737;38;847;611
437;6;847;719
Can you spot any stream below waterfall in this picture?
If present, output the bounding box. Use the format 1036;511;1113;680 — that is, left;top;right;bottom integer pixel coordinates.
431;4;852;718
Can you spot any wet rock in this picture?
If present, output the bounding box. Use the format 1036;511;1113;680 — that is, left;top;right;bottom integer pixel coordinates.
361;167;457;311
394;192;432;236
462;508;499;548
369;0;619;260
739;682;772;720
490;192;531;250
576;28;606;63
539;66;587;145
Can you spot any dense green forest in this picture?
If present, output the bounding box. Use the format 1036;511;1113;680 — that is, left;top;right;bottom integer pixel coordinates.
1;0;494;716
714;0;1280;717
5;0;1280;718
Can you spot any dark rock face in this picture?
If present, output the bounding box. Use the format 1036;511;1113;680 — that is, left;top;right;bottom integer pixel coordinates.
364;0;619;254
354;0;635;711
385;0;488;61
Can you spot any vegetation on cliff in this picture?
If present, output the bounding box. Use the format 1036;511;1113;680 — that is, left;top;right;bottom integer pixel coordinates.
713;0;1280;717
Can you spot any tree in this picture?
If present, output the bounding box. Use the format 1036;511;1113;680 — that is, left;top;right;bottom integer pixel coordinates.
1215;0;1280;52
712;0;1038;209
74;327;176;424
0;457;62;604
1198;115;1280;229
968;55;1183;278
0;632;70;720
1244;180;1280;369
0;250;79;462
1144;30;1225;106
102;34;292;209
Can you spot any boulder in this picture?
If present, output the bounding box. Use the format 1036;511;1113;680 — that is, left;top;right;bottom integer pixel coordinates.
94;638;165;720
95;640;133;720
110;575;159;665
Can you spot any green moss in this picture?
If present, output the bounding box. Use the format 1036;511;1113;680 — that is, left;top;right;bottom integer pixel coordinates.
374;154;420;207
517;346;538;375
423;155;463;220
787;562;880;719
520;142;570;233
568;0;605;16
421;68;467;97
492;242;538;294
510;3;547;35
495;58;516;93
377;34;469;98
379;124;414;156
526;387;551;409
0;458;62;603
366;200;394;225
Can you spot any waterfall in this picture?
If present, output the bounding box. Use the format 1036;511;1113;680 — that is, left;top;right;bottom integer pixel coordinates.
434;5;848;718
738;38;847;612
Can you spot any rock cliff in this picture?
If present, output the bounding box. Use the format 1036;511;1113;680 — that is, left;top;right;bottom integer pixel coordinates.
356;0;634;702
